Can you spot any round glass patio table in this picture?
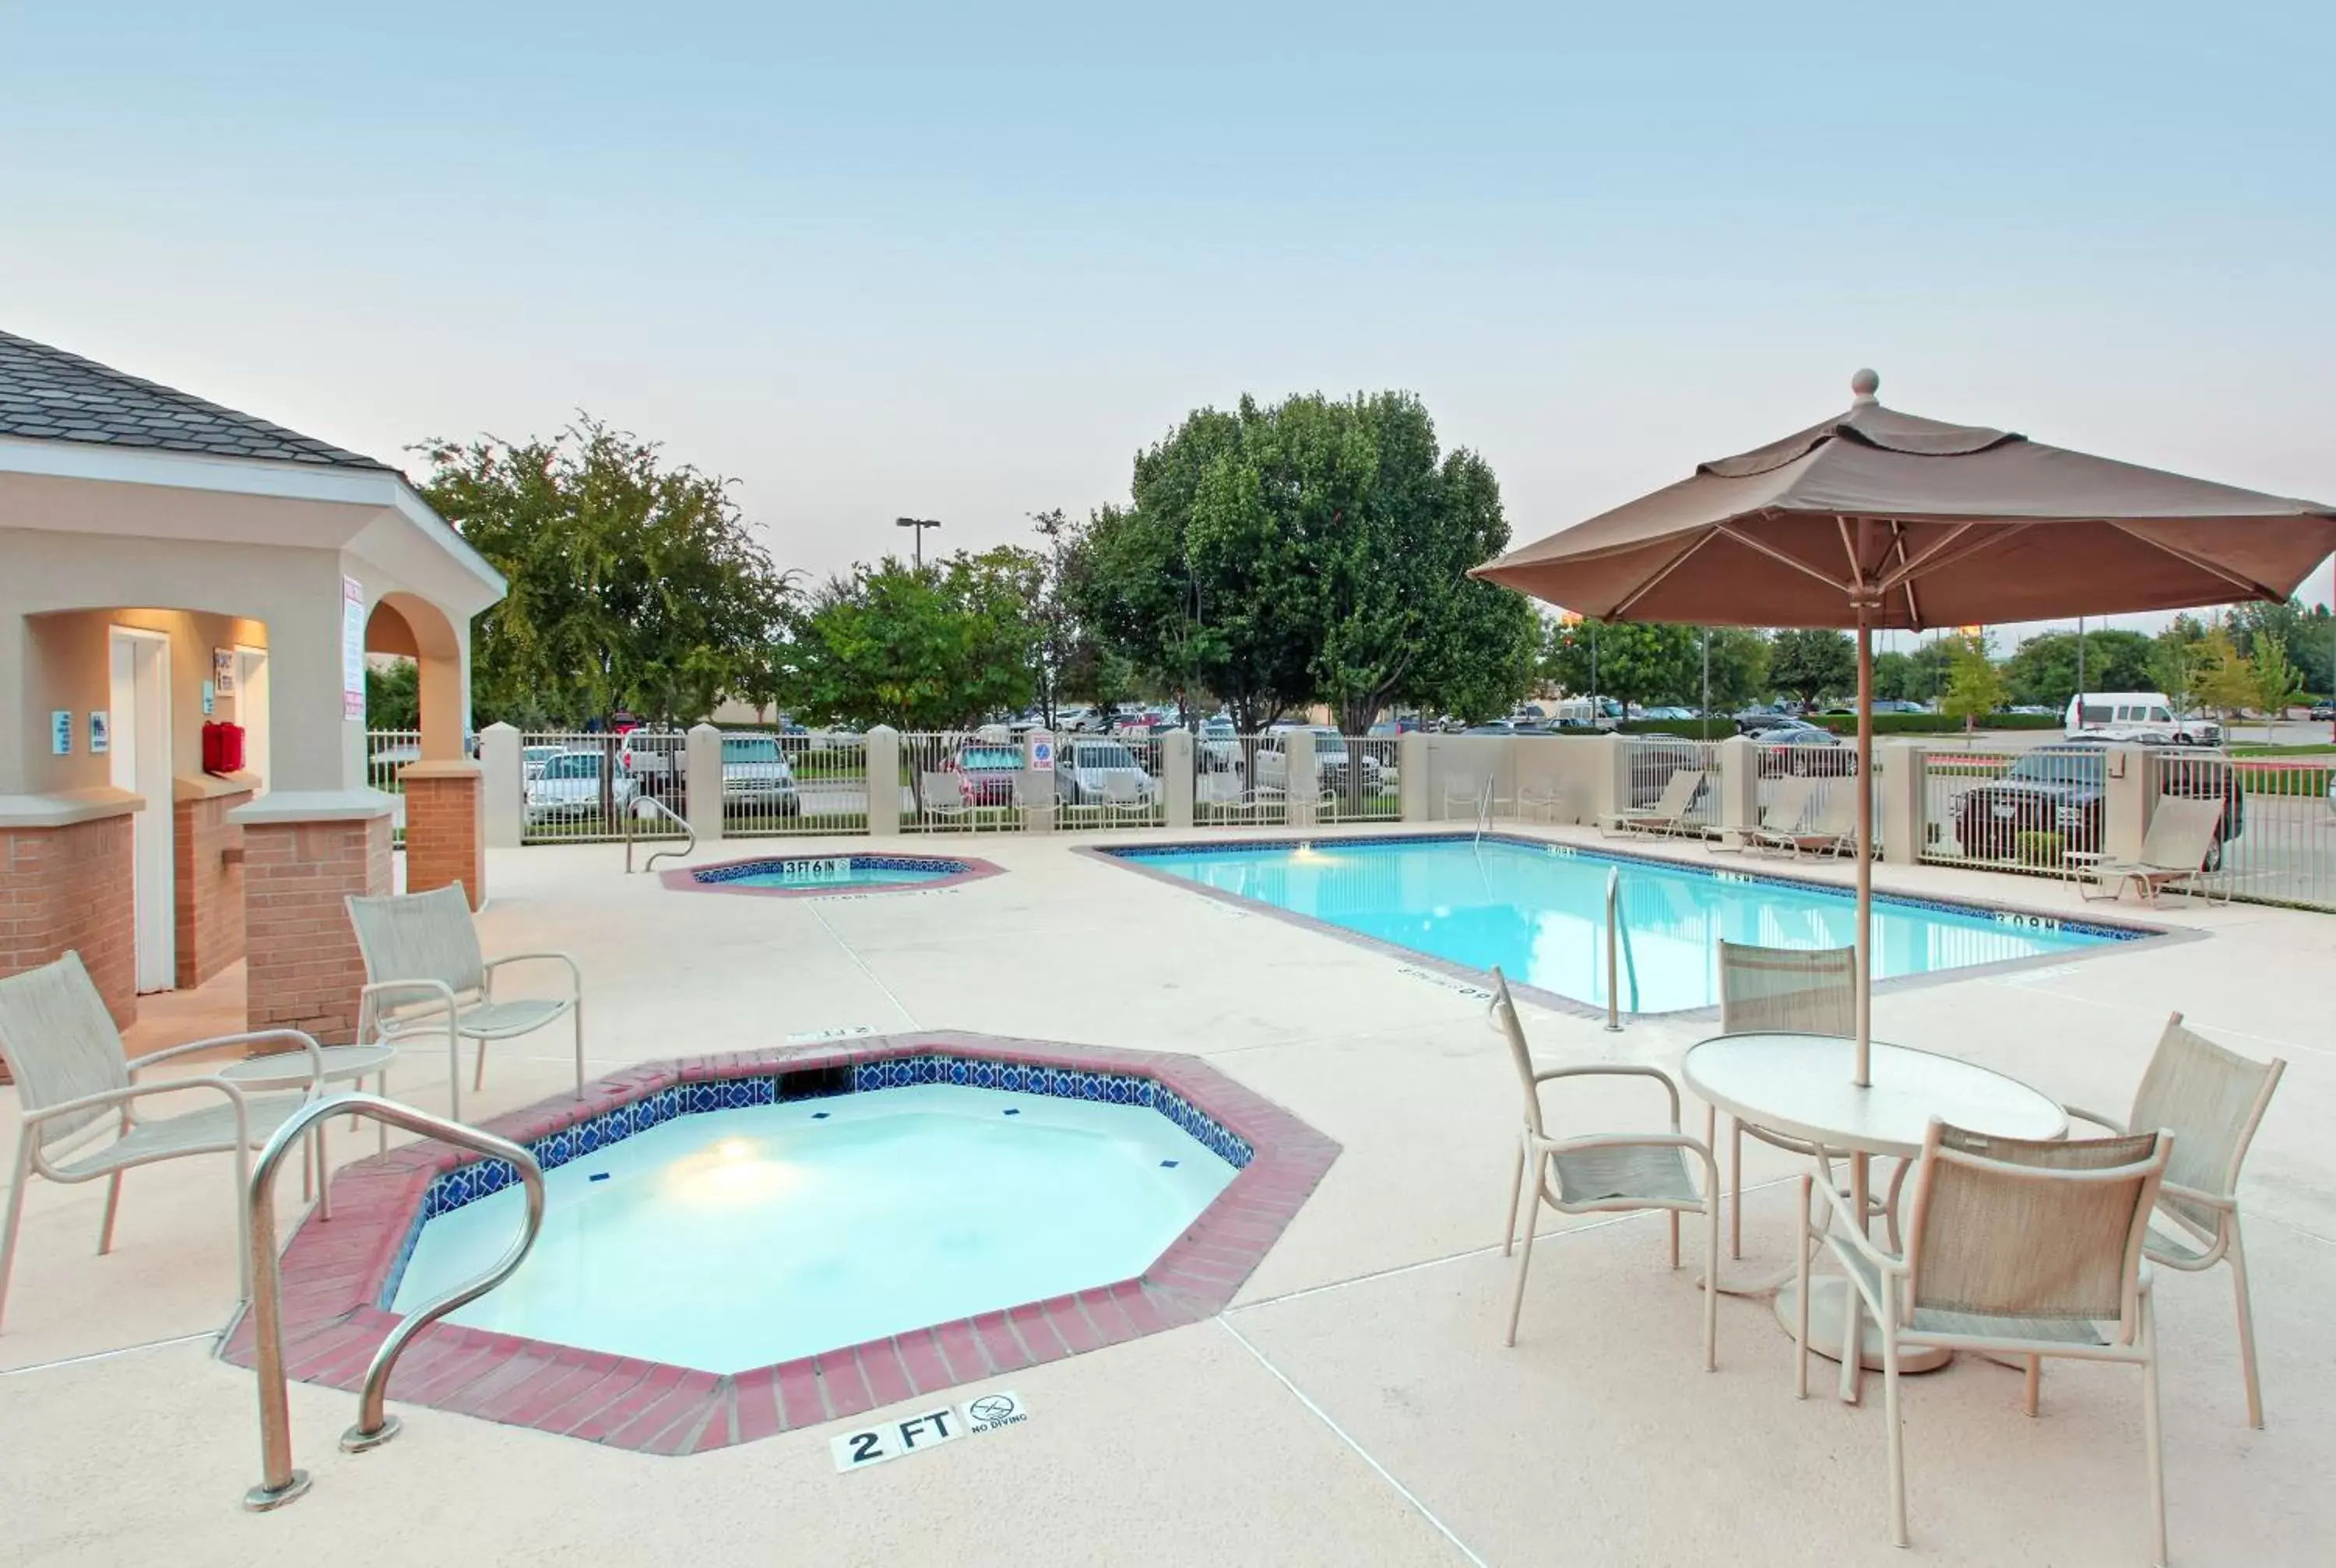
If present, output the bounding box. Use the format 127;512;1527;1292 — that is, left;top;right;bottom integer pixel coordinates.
1681;1031;2067;1373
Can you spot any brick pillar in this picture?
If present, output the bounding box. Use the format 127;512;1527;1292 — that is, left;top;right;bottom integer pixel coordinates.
242;812;392;1046
173;786;252;989
0;809;139;1067
400;762;485;909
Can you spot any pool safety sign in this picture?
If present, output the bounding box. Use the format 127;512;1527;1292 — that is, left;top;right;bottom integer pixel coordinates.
1026;730;1054;772
829;1390;1030;1472
776;856;853;884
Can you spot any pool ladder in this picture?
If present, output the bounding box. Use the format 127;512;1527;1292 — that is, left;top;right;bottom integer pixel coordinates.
242;1093;545;1512
1603;867;1641;1032
624;793;697;874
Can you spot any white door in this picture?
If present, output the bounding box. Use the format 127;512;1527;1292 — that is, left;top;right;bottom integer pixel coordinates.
234;645;270;795
108;628;175;993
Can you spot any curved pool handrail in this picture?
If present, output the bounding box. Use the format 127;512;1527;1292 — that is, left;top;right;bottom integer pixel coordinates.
624;793;697;874
244;1093;544;1512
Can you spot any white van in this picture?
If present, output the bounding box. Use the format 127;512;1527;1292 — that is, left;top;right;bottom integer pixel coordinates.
2064;691;2219;747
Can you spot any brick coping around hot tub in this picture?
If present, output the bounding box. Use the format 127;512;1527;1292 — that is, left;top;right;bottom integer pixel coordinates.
658;851;1004;898
217;1032;1339;1457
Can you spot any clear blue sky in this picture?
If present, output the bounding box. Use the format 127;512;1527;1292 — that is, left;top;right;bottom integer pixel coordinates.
4;2;2330;652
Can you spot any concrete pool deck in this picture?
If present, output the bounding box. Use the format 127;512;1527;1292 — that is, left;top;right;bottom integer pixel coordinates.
3;822;2332;1566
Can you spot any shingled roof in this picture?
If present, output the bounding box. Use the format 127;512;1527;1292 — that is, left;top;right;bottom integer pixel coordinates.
0;329;390;470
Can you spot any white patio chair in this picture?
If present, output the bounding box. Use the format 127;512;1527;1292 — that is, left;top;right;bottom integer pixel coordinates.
1491;969;1719;1369
1444;776;1508;821
2067;1011;2285;1427
1518;782;1571;822
1708;941;1906;1259
919;771;977;828
1100;772;1156;824
347;884;583;1123
2074;796;2228;905
0;951;326;1329
1597;768;1705;838
1796;1120;2175;1563
1750;782;1857;859
1717;775;1814;856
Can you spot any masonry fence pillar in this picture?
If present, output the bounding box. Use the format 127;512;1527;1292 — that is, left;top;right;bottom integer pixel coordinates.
686;724;726;845
0;796;141;1054
231;795;393;1046
1398;730;1428;821
1286;728;1319;828
480;722;523;849
1162;730;1194;829
1716;736;1760;847
400;761;485;909
1881;741;1926;865
1594;733;1628;824
2103;747;2152;863
864;726;902;837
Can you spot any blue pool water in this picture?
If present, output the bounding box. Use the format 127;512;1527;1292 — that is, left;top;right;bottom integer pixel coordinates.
1111;836;2135;1012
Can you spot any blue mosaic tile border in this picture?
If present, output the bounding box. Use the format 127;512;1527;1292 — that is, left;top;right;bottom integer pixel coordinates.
1103;831;2154;944
691;853;973;886
382;1054;1254;1307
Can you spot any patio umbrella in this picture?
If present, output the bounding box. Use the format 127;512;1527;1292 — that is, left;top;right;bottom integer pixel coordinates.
1474;370;2336;1084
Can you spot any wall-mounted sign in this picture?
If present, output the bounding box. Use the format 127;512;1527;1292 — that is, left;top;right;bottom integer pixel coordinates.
1026;730;1055;773
342;577;367;720
51;710;73;755
213;648;236;696
202;679;216;716
90;711;110;754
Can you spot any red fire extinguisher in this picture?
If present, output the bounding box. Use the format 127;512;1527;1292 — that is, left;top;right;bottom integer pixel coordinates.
202;721;247;775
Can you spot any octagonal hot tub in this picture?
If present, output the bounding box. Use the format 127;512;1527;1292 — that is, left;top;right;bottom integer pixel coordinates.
232;1034;1338;1454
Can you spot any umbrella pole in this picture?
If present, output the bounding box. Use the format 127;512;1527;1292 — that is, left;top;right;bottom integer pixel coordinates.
1855;618;1873;1087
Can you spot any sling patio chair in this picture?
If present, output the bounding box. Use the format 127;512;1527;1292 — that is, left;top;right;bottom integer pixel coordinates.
1491;969;1720;1369
1708;940;1905;1260
1715;775;1814;856
1749;782;1857;859
918;771;979;829
2073;795;2229;905
0;951;327;1330
1099;771;1158;824
2066;1011;2285;1427
1796;1120;2175;1563
347;884;584;1123
1518;780;1572;822
1444;775;1509;821
1596;768;1705;838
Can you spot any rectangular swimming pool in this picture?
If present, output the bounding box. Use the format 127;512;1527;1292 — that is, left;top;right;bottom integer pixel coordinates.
1106;835;2144;1013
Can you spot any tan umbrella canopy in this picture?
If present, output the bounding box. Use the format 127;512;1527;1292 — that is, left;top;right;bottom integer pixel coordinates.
1475;371;2336;1082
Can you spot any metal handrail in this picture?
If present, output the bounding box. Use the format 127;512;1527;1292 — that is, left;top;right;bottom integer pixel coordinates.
623;793;696;873
1475;777;1494;844
1602;867;1641;1032
244;1093;544;1512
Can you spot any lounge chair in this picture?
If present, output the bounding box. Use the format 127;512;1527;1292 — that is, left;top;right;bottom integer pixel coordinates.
2066;1011;2285;1428
2074;795;2227;905
1491;969;1719;1368
347;884;584;1123
1750;783;1857;859
1597;768;1705;838
1716;776;1814;855
919;771;978;828
1796;1120;2175;1563
0;951;327;1329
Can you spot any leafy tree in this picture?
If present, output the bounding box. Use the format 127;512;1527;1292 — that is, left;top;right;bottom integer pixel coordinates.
2003;629;2155;709
416;419;792;726
783;550;1043;730
1937;633;2008;737
2231;598;2334;698
1768;628;1858;708
1542;620;1695;717
2148;617;2207;714
1870;650;1915;704
1698;627;1772;714
2249;634;2306;739
1902;638;1957;705
364;659;420;729
2187;624;2257;728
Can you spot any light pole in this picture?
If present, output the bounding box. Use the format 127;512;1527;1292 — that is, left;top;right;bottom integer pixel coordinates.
1701;627;1711;740
895;515;941;571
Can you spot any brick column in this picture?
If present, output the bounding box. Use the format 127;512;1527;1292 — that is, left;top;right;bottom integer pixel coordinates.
400;761;485;909
240;807;392;1046
173;782;252;990
0;802;139;1063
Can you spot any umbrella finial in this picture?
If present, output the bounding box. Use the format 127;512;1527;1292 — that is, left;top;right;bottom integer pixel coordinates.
1850;367;1880;403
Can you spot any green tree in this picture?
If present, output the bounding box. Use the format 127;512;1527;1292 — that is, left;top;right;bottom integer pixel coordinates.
2003;629;2155;709
364;659;420;729
1870;649;1915;704
783;550;1043;730
416;419;792;726
2231;598;2334;698
1542;620;1695;717
1698;627;1772;715
1902;638;1957;705
2249;634;2306;739
1768;628;1858;708
1938;634;2008;737
2187;624;2256;729
2148;617;2208;715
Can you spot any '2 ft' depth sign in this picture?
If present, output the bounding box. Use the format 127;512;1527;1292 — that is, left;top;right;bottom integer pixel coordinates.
829;1391;1030;1472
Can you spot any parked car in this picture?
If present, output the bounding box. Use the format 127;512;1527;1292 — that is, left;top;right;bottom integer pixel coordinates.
1254;726;1383;795
1756;724;1859;777
616;728;686;798
715;733;800;814
2308;700;2334;722
1197;717;1244;773
526;749;635;824
1734;708;1797;734
1954;742;2243;866
1055;739;1158;807
950;741;1026;807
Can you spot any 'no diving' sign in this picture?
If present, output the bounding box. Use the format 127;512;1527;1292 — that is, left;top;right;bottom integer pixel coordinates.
829;1390;1031;1472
